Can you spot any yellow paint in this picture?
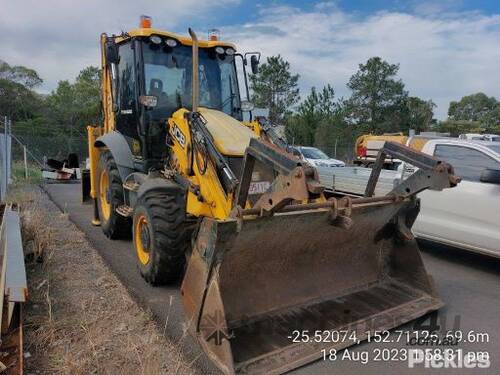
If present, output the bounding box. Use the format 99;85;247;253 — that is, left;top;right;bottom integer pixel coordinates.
99;168;111;220
242;120;263;137
87;125;102;199
168;109;193;176
117;28;236;50
168;108;235;219
355;133;408;154
407;137;429;151
134;214;150;265
199;108;256;156
100;34;116;133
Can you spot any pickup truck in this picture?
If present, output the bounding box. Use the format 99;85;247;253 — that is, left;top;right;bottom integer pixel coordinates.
317;139;500;258
411;139;500;258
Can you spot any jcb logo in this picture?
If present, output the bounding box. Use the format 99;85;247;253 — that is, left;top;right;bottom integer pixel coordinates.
172;124;186;148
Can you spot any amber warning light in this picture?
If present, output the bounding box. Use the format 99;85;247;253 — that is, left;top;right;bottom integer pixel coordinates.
140;15;152;28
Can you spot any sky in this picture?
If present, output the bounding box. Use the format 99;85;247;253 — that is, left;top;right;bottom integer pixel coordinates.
1;0;500;119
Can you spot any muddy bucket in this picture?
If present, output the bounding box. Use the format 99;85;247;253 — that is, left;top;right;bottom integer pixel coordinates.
181;197;442;375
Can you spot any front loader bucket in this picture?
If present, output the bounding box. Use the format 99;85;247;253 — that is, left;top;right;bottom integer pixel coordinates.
181;197;442;375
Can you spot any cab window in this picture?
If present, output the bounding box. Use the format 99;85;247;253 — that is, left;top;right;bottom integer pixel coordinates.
434;145;500;182
116;42;139;145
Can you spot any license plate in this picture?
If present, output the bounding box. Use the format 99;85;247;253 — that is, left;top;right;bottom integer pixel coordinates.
249;181;271;195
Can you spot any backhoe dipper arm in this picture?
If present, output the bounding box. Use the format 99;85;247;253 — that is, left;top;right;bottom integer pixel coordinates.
187;111;239;193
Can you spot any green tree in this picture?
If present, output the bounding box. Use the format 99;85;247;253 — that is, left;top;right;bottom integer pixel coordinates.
249;55;300;124
346;57;407;133
0;60;42;89
448;93;499;129
74;66;101;125
45;66;101;148
404;97;436;133
285;85;336;145
448;93;496;121
435;120;483;137
46;80;78;136
480;105;500;129
0;60;43;121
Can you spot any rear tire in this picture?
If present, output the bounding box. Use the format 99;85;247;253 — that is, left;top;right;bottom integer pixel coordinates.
97;151;131;239
133;189;191;285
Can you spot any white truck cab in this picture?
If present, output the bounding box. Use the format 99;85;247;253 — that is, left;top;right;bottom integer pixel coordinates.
412;139;500;257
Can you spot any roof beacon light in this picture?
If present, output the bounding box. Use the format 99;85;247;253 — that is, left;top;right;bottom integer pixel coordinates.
208;29;220;41
140;15;152;28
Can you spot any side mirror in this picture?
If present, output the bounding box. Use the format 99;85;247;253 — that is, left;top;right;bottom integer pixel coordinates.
105;38;119;65
250;55;259;74
480;168;500;184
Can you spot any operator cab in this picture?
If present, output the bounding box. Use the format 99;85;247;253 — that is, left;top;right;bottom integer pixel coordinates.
104;16;258;171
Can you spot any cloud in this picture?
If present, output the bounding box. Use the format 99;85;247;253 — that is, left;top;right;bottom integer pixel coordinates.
0;0;238;93
224;3;500;119
1;1;499;119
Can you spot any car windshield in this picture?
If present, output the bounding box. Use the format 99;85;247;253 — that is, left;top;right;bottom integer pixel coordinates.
486;144;500;154
301;147;329;159
142;41;241;120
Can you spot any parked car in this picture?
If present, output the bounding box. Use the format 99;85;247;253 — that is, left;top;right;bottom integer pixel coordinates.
292;146;345;167
411;139;500;258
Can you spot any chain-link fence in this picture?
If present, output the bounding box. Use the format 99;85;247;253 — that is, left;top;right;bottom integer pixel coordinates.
12;133;88;166
0;116;89;193
9;132;87;186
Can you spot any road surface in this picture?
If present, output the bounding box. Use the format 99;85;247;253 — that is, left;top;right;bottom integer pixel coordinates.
43;183;500;374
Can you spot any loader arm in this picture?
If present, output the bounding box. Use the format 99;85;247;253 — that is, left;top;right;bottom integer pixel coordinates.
365;141;460;197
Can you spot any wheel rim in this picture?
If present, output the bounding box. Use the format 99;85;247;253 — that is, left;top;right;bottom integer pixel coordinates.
135;214;150;265
99;168;111;220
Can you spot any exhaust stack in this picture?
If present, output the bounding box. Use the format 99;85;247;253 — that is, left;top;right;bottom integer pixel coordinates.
188;28;199;112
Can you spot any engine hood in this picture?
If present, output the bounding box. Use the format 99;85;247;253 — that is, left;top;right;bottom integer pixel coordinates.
199;108;256;156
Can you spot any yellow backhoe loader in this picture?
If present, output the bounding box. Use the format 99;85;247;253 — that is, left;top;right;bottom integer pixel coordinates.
84;16;459;375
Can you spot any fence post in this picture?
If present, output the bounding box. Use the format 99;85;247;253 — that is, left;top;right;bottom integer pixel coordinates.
8;118;12;185
23;146;28;179
4;116;8;197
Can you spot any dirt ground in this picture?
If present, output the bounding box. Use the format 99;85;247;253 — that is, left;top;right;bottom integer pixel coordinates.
14;186;195;375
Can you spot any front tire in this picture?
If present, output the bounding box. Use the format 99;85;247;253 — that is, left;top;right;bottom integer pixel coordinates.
133;189;191;285
97;151;131;239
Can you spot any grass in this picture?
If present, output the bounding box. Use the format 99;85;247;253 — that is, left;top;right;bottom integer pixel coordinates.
10;160;43;184
10;185;196;375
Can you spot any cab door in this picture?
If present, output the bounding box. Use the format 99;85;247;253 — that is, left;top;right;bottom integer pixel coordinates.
115;41;140;156
413;144;500;256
